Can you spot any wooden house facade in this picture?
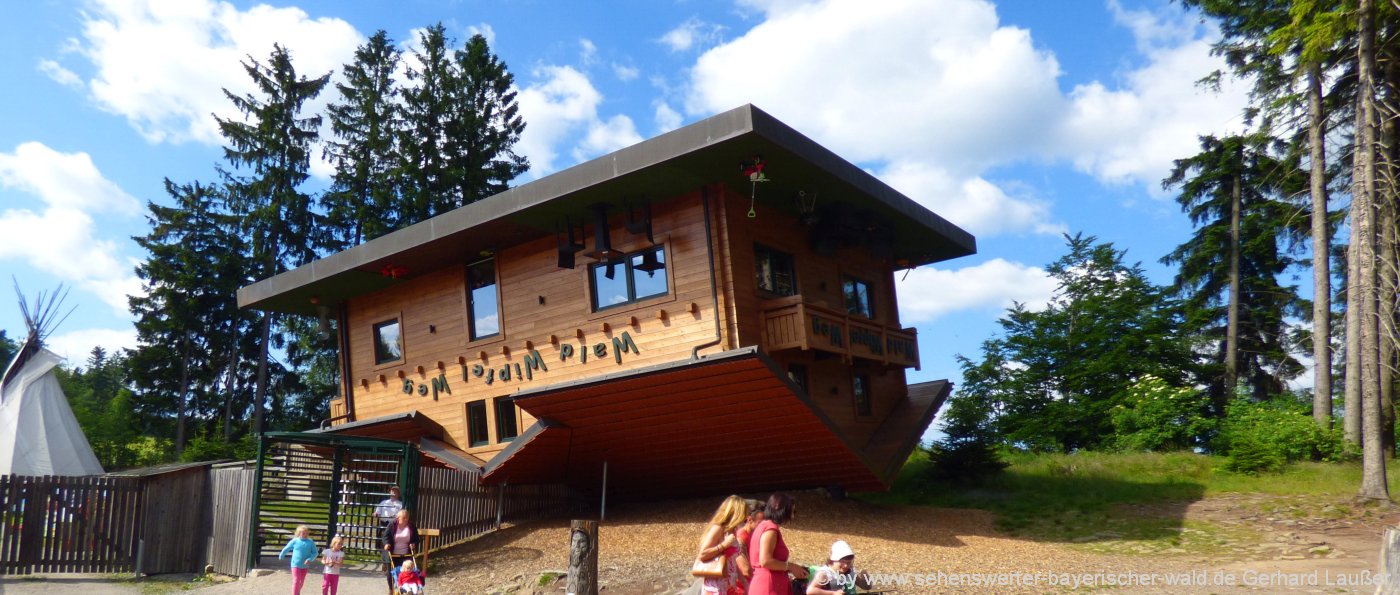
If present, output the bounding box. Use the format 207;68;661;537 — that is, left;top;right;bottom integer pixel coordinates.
237;105;976;497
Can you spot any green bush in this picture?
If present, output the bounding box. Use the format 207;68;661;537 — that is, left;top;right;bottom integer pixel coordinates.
924;439;1009;485
1223;433;1286;474
1110;375;1215;451
1214;395;1353;473
180;434;257;463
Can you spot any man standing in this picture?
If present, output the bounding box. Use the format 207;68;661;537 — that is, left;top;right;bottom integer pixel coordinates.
375;486;403;527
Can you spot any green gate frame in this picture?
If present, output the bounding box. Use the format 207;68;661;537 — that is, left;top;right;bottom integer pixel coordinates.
248;432;421;569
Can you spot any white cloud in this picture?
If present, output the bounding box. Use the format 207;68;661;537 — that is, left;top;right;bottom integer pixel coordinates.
683;0;1250;234
1055;1;1248;190
0;142;140;215
879;160;1064;237
55;0;362;146
896;258;1057;324
516;65;641;174
660;18;723;52
46;327;139;363
686;0;1063;171
579;38;598;65
466;23;496;46
0;143;142;316
654;102;683;133
573;115;642;163
37;59;82;89
612;63;640;82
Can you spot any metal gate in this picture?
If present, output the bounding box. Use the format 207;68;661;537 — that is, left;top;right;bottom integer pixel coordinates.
250;433;418;568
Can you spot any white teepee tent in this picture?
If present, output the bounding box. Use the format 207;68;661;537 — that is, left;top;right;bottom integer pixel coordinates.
0;285;103;476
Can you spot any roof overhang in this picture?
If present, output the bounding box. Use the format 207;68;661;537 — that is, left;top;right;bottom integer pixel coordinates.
238;104;976;316
307;411;446;444
481;348;888;496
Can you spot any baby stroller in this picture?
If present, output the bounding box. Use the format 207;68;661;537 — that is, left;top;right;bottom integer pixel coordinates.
384;551;427;595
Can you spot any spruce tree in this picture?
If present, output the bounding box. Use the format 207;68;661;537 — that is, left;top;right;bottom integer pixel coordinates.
215;45;329;433
324;30;404;248
1162;133;1307;408
446;33;528;205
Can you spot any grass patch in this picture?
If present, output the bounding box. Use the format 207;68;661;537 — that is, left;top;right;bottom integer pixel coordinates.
859;450;1400;553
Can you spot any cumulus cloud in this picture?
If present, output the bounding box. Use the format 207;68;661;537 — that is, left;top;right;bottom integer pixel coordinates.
517;65;641;174
654;102;683;133
0;143;142;315
54;0;362;146
879;160;1064;237
684;0;1249;235
1056;4;1249;190
46;327;140;363
896;258;1057;324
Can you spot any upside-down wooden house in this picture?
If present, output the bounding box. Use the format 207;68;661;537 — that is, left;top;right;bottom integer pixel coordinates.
237;105;976;498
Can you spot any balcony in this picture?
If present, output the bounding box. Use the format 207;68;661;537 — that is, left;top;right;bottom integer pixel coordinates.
759;295;919;369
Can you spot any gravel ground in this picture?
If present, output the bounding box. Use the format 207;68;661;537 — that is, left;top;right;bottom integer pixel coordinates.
3;490;1388;594
424;490;1292;594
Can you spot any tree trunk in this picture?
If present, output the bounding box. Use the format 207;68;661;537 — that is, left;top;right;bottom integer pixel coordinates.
222;346;239;441
1347;100;1366;447
254;313;272;434
1309;65;1334;429
1226;167;1243;396
1381;177;1397;457
175;333;191;457
1357;0;1389;501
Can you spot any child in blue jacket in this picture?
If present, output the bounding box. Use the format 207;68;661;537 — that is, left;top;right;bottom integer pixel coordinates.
279;525;319;595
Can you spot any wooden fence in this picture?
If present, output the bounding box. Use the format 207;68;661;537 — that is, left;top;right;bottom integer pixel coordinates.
0;475;144;575
207;463;256;577
414;467;567;550
0;461;562;577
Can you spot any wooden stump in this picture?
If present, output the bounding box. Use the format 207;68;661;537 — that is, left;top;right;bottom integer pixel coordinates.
1378;527;1400;594
567;520;599;595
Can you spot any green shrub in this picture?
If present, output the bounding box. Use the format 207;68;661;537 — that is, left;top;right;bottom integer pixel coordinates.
1214;395;1353;473
1110;375;1215;451
180;434;257;463
1223;433;1286;474
924;439;1009;485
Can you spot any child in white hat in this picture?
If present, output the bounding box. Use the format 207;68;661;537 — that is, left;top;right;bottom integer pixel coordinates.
804;540;871;595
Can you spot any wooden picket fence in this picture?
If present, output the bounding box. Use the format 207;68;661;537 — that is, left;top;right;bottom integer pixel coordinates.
409;467;567;550
0;475;144;575
0;461;563;577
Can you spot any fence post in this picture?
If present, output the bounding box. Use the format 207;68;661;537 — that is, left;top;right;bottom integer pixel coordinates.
495;482;505;530
567;520;598;595
247;434;265;572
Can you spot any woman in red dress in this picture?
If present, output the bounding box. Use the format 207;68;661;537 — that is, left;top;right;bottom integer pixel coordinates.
747;492;807;595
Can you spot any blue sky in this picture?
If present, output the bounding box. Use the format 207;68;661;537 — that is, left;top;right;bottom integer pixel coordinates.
0;0;1260;403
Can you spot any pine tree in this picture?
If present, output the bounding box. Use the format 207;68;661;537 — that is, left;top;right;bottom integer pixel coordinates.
400;24;529;224
324;30;404;248
215;45;329;433
400;24;456;224
1162;133;1307;409
446;33;528;205
129;179;252;453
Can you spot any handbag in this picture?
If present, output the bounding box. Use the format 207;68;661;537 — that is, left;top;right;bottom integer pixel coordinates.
691;553;725;578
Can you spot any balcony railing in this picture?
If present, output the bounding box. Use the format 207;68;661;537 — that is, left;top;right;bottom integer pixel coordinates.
759;295;919;369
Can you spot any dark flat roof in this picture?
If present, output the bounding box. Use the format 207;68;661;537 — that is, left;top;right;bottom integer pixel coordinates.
238;104;976;315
